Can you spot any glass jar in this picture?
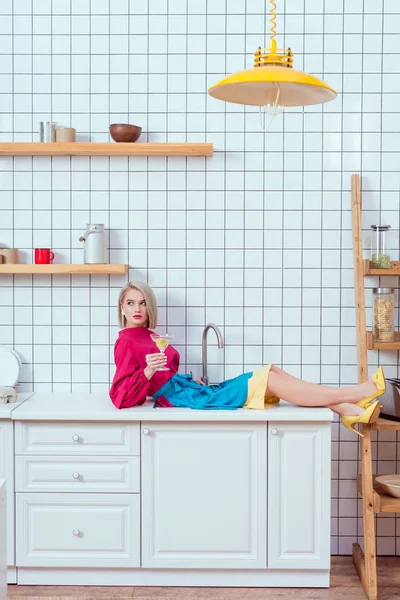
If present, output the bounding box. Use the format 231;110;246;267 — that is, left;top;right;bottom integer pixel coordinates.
373;287;394;342
371;224;391;269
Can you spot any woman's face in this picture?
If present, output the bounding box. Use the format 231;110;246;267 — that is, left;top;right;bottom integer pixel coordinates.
121;289;148;328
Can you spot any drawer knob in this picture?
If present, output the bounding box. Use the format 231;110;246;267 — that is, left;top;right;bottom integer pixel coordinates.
271;428;278;435
72;434;80;442
142;428;150;435
72;472;80;479
72;529;81;536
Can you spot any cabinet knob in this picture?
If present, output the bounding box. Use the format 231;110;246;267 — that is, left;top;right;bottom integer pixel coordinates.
72;529;81;536
271;428;278;435
72;434;80;442
142;428;150;435
72;472;80;479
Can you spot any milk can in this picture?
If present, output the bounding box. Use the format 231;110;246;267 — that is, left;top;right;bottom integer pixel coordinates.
373;287;394;342
79;224;107;264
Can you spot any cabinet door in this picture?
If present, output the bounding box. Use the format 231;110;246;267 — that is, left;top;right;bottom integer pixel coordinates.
16;493;140;567
142;422;267;569
0;421;14;566
268;422;331;569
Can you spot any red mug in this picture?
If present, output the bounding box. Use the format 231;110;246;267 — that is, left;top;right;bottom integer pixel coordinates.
34;248;55;264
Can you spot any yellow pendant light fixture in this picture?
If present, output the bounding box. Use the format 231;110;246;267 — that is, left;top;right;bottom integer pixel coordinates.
208;0;337;113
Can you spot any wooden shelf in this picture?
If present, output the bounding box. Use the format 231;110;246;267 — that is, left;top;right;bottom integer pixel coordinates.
366;331;400;350
357;475;400;513
372;417;400;431
0;264;127;275
0;142;213;157
364;259;400;276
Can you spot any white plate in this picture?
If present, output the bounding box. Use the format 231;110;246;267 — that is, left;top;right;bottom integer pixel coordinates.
0;346;21;387
10;349;22;369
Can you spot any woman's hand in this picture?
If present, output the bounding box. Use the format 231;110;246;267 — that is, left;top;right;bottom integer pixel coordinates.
144;353;167;380
192;377;205;386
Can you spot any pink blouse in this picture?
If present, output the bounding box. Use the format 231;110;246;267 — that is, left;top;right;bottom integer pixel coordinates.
110;327;180;409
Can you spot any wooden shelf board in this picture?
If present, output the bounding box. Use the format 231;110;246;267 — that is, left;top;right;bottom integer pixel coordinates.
0;264;127;275
366;331;400;350
0;142;213;157
356;474;382;511
357;474;400;513
364;259;400;276
372;417;400;431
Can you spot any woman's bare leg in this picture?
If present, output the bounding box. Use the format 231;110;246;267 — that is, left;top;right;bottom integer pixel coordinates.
270;364;303;381
269;365;372;415
266;369;376;408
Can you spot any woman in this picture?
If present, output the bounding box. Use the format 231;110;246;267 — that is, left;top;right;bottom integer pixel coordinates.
110;281;385;437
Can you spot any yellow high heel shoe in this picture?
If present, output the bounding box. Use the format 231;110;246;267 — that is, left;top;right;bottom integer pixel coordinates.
341;400;381;438
357;366;386;409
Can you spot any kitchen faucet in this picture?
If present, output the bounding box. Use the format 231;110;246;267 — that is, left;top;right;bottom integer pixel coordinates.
201;323;224;385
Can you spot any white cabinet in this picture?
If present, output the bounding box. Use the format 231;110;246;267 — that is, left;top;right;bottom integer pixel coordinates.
0;421;14;566
141;422;267;569
16;493;140;567
267;422;331;569
11;397;332;587
15;421;141;569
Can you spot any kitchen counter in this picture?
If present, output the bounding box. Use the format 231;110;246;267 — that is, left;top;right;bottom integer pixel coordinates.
0;393;33;419
11;392;333;422
9;390;332;588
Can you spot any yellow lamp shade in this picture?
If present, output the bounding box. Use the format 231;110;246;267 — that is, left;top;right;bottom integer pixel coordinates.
208;66;337;107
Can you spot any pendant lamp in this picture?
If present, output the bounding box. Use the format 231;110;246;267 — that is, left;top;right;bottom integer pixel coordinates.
208;0;337;112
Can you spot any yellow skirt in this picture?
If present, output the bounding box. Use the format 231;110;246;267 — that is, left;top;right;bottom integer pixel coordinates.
244;365;280;410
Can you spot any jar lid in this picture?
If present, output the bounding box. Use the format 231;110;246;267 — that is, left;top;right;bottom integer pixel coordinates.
373;287;394;293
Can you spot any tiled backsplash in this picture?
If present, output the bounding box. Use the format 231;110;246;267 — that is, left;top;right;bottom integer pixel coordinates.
1;0;400;555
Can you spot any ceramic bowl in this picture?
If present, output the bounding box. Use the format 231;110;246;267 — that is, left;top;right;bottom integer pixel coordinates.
109;124;142;143
375;474;400;498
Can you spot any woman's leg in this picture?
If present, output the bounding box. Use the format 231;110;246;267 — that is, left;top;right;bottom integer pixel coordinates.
266;369;376;408
270;364;303;381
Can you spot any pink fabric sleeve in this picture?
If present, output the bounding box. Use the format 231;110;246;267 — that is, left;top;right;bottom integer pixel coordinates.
109;339;151;409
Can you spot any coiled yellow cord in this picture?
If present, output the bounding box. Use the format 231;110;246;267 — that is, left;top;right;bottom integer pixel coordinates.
269;0;277;41
253;0;293;68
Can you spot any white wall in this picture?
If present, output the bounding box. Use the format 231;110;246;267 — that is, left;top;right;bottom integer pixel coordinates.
1;0;400;554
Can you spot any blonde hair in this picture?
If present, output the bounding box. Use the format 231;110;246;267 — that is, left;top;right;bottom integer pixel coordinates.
118;281;158;330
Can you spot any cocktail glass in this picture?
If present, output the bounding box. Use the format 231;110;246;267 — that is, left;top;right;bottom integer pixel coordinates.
150;333;174;371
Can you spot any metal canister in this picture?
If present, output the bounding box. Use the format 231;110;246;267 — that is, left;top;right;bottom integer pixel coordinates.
39;121;56;142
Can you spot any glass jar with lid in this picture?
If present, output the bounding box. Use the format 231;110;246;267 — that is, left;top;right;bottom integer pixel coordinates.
373;287;394;342
370;224;391;269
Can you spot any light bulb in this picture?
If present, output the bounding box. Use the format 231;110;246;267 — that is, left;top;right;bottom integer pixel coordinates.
259;86;284;130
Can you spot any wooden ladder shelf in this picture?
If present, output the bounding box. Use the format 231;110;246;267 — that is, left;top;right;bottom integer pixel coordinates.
351;173;400;600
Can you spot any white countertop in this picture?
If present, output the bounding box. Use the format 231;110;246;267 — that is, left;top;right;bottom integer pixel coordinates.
11;392;333;422
0;393;34;419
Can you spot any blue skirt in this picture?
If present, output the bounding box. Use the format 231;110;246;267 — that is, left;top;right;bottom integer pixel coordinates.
153;373;252;410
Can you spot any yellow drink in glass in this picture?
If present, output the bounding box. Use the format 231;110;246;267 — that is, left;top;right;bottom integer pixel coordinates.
150;333;174;371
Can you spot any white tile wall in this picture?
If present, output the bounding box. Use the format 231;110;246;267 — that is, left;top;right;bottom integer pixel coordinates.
1;0;400;554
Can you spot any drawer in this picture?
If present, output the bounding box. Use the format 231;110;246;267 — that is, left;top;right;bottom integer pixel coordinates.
15;422;140;456
16;493;140;567
15;456;140;493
